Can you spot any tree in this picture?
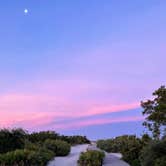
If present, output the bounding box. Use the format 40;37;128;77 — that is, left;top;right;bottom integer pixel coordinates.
141;86;166;139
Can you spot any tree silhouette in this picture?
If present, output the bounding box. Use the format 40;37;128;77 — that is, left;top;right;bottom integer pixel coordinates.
141;86;166;139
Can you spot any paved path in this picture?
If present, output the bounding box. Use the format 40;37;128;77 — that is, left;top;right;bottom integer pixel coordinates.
47;144;89;166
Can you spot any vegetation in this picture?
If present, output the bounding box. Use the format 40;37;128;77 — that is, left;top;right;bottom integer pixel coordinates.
78;150;105;166
97;135;143;166
0;128;27;153
28;131;59;143
140;138;166;166
97;86;166;166
0;148;54;166
59;135;90;145
44;139;70;156
141;85;166;139
0;128;90;165
28;131;90;145
0;86;165;165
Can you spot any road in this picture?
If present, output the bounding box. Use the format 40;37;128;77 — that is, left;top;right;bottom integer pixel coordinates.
47;144;89;166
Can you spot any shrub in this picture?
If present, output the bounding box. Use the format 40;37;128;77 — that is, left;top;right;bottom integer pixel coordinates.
130;159;141;166
28;147;54;166
97;139;114;152
28;131;90;145
0;149;31;165
154;156;166;166
0;128;27;153
78;150;105;166
140;139;166;166
0;148;54;166
97;135;142;165
44;139;71;156
61;135;90;145
28;131;59;143
24;140;40;151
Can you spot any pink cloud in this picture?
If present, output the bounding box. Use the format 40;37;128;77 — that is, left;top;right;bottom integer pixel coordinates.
82;102;139;117
0;92;140;130
37;116;144;131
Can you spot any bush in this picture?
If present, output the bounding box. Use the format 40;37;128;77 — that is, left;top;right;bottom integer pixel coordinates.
78;150;105;166
97;139;114;152
28;147;54;166
24;140;40;151
0;148;54;166
0;128;27;153
44;139;71;156
97;135;142;165
60;135;90;145
140;139;166;166
154;156;166;166
0;149;31;165
28;131;59;143
130;159;141;166
28;131;90;145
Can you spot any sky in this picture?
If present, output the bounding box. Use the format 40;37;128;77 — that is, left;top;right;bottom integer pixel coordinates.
0;0;165;140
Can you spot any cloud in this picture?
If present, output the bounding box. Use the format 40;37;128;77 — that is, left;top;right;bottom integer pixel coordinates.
0;92;140;130
31;115;144;131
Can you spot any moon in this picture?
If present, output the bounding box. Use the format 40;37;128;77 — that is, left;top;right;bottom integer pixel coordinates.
24;9;28;14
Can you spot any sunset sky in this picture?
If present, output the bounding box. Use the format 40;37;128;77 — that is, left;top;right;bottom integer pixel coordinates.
0;0;165;139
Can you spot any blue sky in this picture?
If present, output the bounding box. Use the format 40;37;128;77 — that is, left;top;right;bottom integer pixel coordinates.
0;0;165;139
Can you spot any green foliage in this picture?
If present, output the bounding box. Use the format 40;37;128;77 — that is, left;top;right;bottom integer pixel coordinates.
141;133;152;146
60;135;90;145
28;131;59;143
0;149;29;165
141;85;166;139
130;159;141;166
140;139;166;166
97;135;143;166
0;148;54;166
78;150;105;166
154;156;166;166
44;139;71;156
24;140;40;151
0;128;27;153
28;131;90;145
97;139;115;152
0;127;91;165
27;147;55;166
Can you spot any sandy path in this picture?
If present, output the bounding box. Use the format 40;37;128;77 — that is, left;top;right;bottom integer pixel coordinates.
47;144;89;166
103;153;130;166
47;144;129;166
88;144;130;166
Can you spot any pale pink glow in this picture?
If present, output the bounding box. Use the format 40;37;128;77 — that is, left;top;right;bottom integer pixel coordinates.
0;93;69;128
84;102;139;117
0;92;140;130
